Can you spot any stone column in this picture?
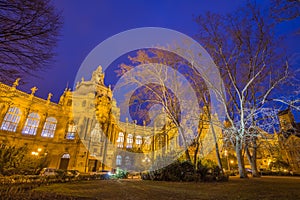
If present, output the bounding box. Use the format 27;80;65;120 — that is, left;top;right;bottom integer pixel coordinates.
36;113;47;138
16;108;29;135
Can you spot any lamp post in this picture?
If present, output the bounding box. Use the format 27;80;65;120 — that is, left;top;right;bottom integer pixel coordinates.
31;148;42;174
31;147;42;156
230;160;234;173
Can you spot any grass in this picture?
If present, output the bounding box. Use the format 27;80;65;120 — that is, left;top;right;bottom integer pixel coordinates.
30;176;300;200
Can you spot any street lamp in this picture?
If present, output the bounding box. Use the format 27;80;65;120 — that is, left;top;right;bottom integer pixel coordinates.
230;160;234;172
31;148;42;174
31;148;42;156
142;156;151;163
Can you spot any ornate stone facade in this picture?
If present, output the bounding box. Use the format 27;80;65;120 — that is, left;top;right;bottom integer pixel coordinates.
277;109;300;172
0;66;197;173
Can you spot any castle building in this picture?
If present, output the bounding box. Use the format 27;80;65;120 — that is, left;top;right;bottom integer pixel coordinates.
0;66;194;173
277;108;300;172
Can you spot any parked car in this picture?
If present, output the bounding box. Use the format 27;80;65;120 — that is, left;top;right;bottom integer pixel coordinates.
128;171;141;179
66;170;80;177
92;170;113;180
39;168;58;176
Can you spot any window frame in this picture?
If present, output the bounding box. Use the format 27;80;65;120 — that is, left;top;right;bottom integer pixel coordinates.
22;112;40;136
126;134;133;148
117;132;124;148
0;107;21;132
41;117;57;138
66;123;77;140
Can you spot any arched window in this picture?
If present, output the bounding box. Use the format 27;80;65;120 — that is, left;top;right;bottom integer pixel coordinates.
116;155;122;166
61;153;70;159
117;132;124;148
0;107;21;132
145;136;151;145
136;135;142;146
144;136;151;150
22;112;40;135
126;134;133;148
66;123;77;140
91;123;101;142
158;135;164;149
41;117;57;138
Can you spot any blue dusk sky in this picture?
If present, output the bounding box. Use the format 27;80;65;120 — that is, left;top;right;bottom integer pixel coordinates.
17;0;300;119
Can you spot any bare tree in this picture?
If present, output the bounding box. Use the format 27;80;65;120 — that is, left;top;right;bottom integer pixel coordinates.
192;2;292;178
115;49;207;164
0;0;62;83
270;0;300;23
115;48;226;173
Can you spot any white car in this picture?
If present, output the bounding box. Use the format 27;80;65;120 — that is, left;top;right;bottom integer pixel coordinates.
40;168;58;176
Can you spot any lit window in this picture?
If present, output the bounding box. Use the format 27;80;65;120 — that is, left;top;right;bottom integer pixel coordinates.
144;136;151;150
66;124;77;139
116;155;122;166
1;107;22;132
126;134;133;148
41;117;57;138
136;135;142;145
158;135;164;148
91;123;102;142
145;136;151;145
62;153;70;159
22;113;40;135
117;132;124;148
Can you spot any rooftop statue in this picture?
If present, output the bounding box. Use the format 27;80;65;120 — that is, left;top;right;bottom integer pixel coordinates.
92;65;105;85
12;78;20;88
30;86;38;95
47;93;53;101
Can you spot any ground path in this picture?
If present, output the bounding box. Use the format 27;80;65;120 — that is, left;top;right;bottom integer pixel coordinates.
32;176;300;200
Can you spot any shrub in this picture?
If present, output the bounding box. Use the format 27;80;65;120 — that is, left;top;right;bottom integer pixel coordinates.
114;168;128;179
197;159;228;182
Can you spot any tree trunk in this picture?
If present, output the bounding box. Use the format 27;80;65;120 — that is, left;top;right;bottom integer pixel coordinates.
245;140;260;177
194;141;200;167
185;149;192;163
235;139;247;178
210;120;223;172
245;148;260;177
178;126;192;163
193;126;203;168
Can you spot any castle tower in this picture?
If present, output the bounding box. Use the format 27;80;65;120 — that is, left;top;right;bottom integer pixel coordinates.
278;108;295;132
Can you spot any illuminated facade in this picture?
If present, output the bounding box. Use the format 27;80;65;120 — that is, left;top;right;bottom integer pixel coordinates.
4;67;300;172
0;66;199;173
277;109;300;172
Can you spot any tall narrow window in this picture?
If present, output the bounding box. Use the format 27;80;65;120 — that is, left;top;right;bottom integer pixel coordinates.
126;134;133;148
117;132;124;148
136;135;142;146
41;117;57;138
22;113;40;135
66;123;76;139
158;135;164;149
91;123;102;142
116;155;122;166
0;107;21;132
144;136;151;150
